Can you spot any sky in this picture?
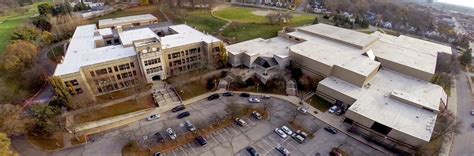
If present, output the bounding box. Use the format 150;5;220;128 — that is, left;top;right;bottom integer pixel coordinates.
437;0;474;8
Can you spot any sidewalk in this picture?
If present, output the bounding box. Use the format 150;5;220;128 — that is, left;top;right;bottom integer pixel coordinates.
439;78;458;156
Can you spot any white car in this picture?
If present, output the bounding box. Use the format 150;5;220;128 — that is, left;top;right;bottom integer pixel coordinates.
281;126;293;135
297;107;308;114
146;114;161;121
471;110;474;116
166;128;177;140
274;128;288;138
328;105;339;114
235;118;247;126
275;145;290;155
185;120;196;132
248;98;261;103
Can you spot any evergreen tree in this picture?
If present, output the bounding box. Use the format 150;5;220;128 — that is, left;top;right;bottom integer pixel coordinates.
48;76;73;109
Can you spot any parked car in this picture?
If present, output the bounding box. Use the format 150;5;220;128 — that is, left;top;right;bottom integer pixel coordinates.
290;133;305;143
297;107;308;114
235;118;247;126
275;145;290;155
248;98;261;103
154;152;161;156
177;111;190;119
262;95;271;99
471;109;474;116
246;146;259;156
296;130;308;139
274;128;288;138
172;105;186;112
240;93;250;97
154;132;164;142
207;94;220;101
252;111;262;120
472;123;474;128
328;105;339;114
185;120;196;132
324;126;338;134
281;126;293;135
195;136;207;146
166;128;177;139
146;114;161;121
223;92;234;96
335;108;343;116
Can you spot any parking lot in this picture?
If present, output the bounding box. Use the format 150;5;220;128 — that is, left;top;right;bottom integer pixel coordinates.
135;93;385;156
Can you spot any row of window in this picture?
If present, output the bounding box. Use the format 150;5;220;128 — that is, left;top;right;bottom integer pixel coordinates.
168;48;201;59
169;55;201;67
97;78;138;93
146;66;163;74
144;58;161;66
64;79;79;86
141;47;159;53
90;62;135;77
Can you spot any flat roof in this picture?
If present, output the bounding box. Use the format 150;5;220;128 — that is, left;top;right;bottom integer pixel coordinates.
54;24;137;76
290;41;380;76
160;24;220;49
98;14;157;28
297;24;380;49
321;69;445;141
119;28;159;46
226;37;297;58
371;41;437;75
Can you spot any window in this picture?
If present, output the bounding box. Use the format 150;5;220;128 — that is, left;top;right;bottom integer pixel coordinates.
108;67;112;73
114;66;118;72
121;72;133;79
90;71;96;77
116;74;121;80
98;88;103;93
168;54;171;59
146;66;162;74
95;68;108;76
214;47;220;52
133;71;137;76
144;59;159;66
118;64;130;71
75;88;83;94
106;40;112;45
130;62;134;68
172;52;180;58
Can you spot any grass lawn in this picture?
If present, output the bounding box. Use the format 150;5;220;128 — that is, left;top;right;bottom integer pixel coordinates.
162;7;226;34
214;7;266;23
89;5;166;24
0;1;51;54
74;95;155;124
96;84;152;104
175;80;211;100
27;132;64;150
305;95;332;112
237;85;287;95
217;7;315;42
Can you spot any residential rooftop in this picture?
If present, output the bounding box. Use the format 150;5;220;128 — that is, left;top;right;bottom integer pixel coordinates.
160;25;221;49
226;37;297;58
98;14;157;28
119;28;159;46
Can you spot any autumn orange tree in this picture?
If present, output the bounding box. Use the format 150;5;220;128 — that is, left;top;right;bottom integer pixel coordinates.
1;41;38;76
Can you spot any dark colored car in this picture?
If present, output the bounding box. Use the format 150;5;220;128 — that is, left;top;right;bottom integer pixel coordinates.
154;152;161;156
195;136;207;146
154;132;164;142
172;105;185;112
324;126;338;134
177;111;190;119
207;94;220;101
246;146;259;156
223;92;234;96
240;93;250;97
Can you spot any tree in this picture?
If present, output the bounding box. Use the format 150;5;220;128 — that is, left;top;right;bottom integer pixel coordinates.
0;133;18;156
459;48;472;66
1;41;38;75
290;66;303;81
432;110;462;140
140;0;150;5
0;104;32;136
10;26;41;43
32;16;52;31
38;3;54;15
31;104;60;120
20;63;47;91
49;76;73;109
312;17;319;24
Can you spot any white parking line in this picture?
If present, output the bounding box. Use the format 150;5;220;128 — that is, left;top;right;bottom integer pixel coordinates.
185;144;197;155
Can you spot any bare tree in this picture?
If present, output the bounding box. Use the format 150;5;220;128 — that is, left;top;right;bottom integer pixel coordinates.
0;104;32;136
432;110;462;140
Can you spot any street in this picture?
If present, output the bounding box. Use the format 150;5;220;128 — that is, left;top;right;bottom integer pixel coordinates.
451;70;474;156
